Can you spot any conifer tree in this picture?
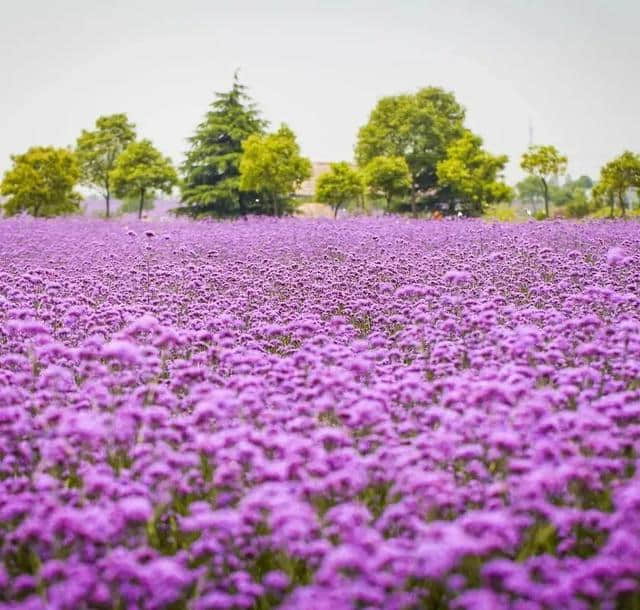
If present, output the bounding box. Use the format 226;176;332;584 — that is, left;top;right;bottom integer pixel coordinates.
179;73;267;217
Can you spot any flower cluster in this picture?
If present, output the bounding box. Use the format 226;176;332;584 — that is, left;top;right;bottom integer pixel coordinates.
0;217;639;609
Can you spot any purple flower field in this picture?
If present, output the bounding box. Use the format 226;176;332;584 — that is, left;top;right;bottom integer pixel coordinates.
1;217;640;610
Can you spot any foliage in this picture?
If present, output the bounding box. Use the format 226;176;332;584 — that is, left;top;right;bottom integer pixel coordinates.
483;202;517;221
355;87;466;215
0;146;80;217
110;139;177;219
520;145;568;218
75;113;136;218
596;151;640;217
515;175;545;211
572;174;594;190
436;131;513;216
239;124;311;216
565;189;591;218
179;73;267;217
118;192;155;215
548;175;595;209
315;162;365;218
362;156;411;212
516;174;593;216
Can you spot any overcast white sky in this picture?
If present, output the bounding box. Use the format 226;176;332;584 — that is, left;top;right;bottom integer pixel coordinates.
1;0;639;183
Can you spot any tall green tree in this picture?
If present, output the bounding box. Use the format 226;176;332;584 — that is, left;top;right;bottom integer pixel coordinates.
315;162;365;219
363;156;411;212
520;145;568;218
179;73;267;217
239;124;311;217
436;131;512;216
110;139;177;219
355;87;466;216
596;151;640;217
75;113;136;218
1;146;80;217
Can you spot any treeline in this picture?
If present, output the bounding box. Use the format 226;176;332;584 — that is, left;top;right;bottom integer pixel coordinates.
1;74;639;219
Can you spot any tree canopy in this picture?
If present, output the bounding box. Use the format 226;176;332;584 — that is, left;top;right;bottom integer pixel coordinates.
75;114;136;218
315;162;364;218
363;156;411;212
355;86;466;216
596;151;640;217
239;125;311;217
110;139;178;219
1;147;80;217
436;131;512;216
520;145;568;218
179;74;267;217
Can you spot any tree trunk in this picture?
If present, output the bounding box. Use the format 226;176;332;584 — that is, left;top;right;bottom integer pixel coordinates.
619;191;626;217
410;185;417;218
386;195;392;214
334;203;339;220
610;193;615;218
239;192;247;220
139;188;145;220
542;179;549;218
272;195;278;218
105;187;110;219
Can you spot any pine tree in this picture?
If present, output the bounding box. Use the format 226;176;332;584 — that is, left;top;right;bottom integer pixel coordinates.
178;73;267;217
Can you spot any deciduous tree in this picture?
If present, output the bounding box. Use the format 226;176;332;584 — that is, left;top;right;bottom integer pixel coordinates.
110;140;177;219
363;156;411;213
355;87;465;216
1;146;80;217
316;162;364;219
597;151;640;217
75;114;136;218
520;145;567;218
436;131;512;216
239;125;311;217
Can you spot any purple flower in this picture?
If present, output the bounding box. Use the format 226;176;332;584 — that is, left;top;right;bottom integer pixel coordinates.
117;496;152;522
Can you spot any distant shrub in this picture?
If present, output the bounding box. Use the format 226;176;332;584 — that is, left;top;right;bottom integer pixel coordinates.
565;191;590;218
483;203;517;222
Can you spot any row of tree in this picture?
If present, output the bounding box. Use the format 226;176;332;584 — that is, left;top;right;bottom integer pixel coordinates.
516;146;640;219
1;116;178;220
1;75;639;219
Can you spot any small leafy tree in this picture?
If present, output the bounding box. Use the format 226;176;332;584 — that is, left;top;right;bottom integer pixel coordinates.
75;114;136;218
110;140;177;219
363;156;411;212
1;146;80;217
520;145;568;218
315;162;365;219
436;131;512;216
597;151;640;217
239;125;311;217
